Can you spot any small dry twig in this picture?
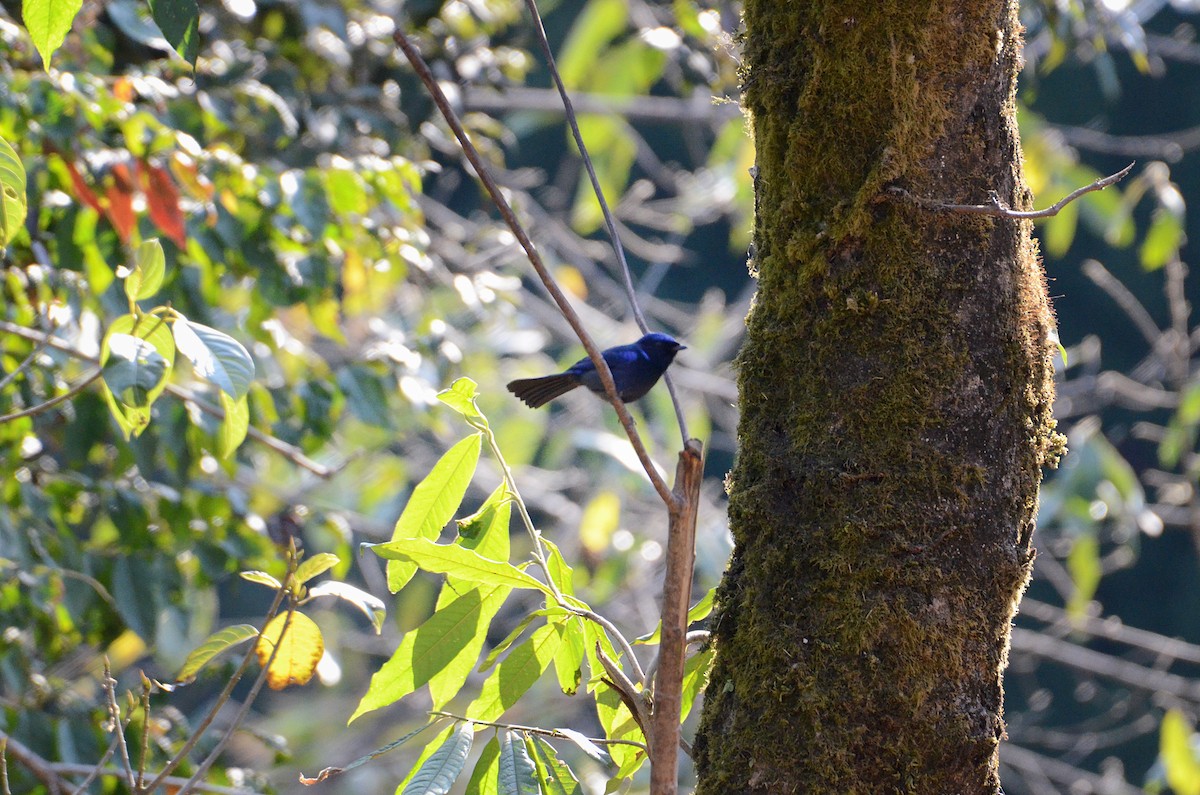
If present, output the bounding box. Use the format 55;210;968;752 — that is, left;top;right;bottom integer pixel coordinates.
890;162;1134;219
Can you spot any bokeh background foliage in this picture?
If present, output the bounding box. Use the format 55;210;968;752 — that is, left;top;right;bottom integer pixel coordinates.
5;0;1200;792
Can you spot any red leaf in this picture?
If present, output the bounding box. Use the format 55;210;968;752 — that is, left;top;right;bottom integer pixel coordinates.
58;155;104;215
138;159;187;248
104;163;136;242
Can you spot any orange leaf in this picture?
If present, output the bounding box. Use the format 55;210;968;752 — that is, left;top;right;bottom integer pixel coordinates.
138;159;187;247
254;612;324;690
113;77;135;103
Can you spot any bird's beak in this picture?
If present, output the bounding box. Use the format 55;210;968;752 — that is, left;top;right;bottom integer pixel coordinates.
676;344;687;351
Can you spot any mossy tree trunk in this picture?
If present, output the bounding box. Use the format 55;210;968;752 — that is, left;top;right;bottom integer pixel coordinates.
693;2;1061;793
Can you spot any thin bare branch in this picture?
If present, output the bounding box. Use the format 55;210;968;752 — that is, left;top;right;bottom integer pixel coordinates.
522;0;691;445
101;660;137;791
891;163;1133;219
1081;259;1162;345
50;764;262;795
142;554;295;793
0;320;335;477
392;32;678;509
0;731;65;795
0;369;101;423
0;318;58;390
1010;626;1200;703
426;711;648;750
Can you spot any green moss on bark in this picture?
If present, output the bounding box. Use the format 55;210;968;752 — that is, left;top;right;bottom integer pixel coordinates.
694;2;1059;793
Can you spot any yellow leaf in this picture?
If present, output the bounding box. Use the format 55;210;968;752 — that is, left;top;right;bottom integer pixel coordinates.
255;612;324;690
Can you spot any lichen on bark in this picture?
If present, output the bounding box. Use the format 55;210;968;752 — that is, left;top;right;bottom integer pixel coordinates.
693;2;1060;793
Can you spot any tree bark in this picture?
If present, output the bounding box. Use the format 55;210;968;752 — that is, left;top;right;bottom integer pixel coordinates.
693;3;1062;793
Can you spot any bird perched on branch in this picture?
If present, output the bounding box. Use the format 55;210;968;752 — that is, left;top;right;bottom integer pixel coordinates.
507;332;685;409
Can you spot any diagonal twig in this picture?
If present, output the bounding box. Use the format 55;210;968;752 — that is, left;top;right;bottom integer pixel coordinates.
392;31;678;509
522;0;691;446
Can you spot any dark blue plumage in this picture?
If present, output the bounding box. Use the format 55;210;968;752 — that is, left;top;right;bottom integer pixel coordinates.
507;332;685;408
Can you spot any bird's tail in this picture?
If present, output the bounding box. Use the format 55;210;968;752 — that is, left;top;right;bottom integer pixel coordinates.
506;374;581;408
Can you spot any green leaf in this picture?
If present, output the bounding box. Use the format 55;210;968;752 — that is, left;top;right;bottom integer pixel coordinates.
479;610;566;674
240;570;283;589
22;0;84;69
637;587;715;644
542;538;575;597
216;392;249;459
437;377;485;423
295;552;341;585
464;735;500;795
681;647;715;722
102;334;168;407
557;0;628;88
1140;208;1184;271
0;134;27;252
529;737;583;795
148;0;199;64
100;313;175;438
350;585;510;722
386;434;483;592
1162;709;1200;795
306;580;386;634
1066;534;1101;622
369;537;551;595
1039;192;1078;257
175;624;259;682
552;616;585;696
467;623;563;723
173;319;255;400
125;238;166;302
497;732;539;795
401;721;474;795
456;485;512;561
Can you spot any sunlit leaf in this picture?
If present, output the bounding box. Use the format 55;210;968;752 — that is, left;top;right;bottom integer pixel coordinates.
681;646;715;722
386;433;483;592
173;319;255;399
529;736;582;795
216;392;249;458
22;0;83;68
176;624;259;682
125;238;166;301
1140;208;1184;271
1162;709;1200;795
552;617;585;695
0;134;27;251
370;537;550;595
306;580;385;634
437;377;484;422
464;735;501;795
467;623;563;723
350;585;510;722
240;570;282;589
637;587;715;644
295;553;340;585
255;611;324;690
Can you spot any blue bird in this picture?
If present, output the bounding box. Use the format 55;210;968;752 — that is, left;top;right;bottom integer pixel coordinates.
507;332;685;408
